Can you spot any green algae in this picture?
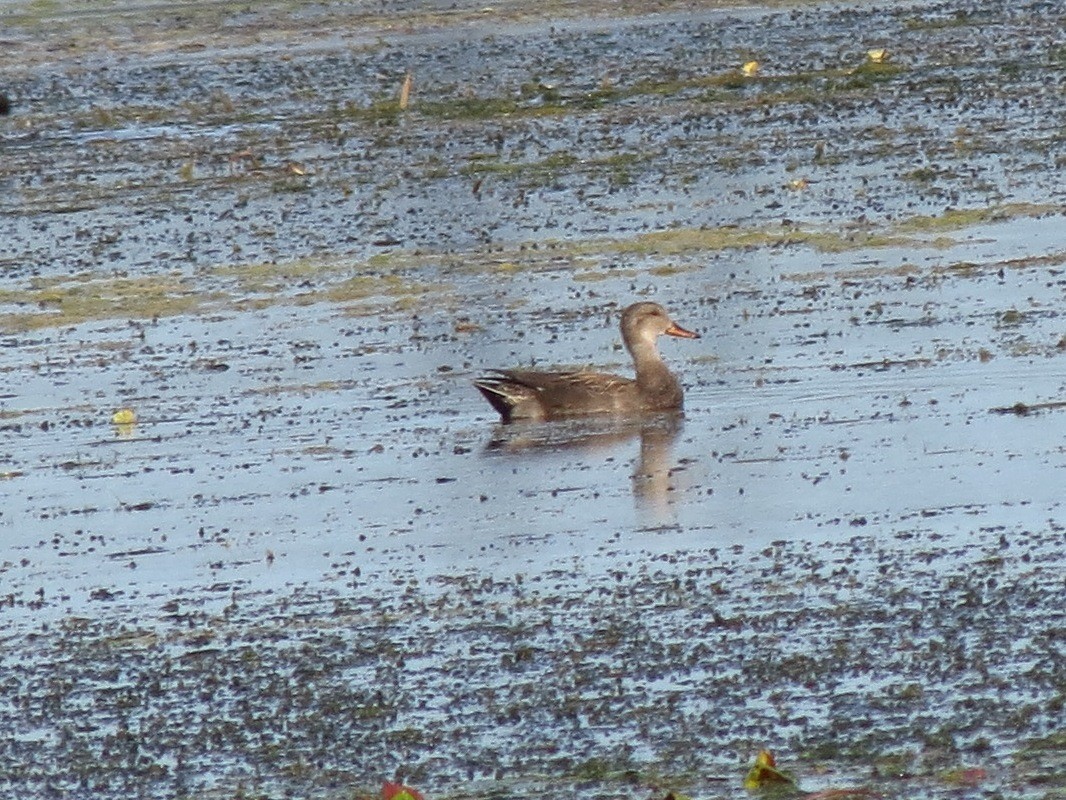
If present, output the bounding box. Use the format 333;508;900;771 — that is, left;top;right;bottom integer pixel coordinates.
891;202;1057;233
402;59;910;126
0;273;217;332
331;54;909;132
0;200;1055;335
0;258;442;333
324;273;437;305
605;204;1049;259
581;224;909;258
213;258;336;295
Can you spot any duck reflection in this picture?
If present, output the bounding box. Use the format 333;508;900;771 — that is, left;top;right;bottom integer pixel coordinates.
483;412;685;521
629;414;685;520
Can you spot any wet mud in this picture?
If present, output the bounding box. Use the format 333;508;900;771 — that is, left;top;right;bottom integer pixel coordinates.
0;0;1064;798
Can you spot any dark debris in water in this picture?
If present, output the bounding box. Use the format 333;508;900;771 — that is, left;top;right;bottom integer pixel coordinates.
0;529;1063;800
3;0;1066;293
990;400;1066;416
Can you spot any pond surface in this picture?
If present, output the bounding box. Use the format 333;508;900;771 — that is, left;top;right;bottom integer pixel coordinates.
0;0;1063;798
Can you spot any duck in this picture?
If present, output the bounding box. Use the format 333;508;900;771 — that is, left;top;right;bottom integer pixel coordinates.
474;302;699;422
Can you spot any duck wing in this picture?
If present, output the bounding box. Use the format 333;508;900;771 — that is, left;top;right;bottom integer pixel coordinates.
474;369;636;422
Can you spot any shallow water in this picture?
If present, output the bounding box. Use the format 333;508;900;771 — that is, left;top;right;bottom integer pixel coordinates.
0;0;1064;798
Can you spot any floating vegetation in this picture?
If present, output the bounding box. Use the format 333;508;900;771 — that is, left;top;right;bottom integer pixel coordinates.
0;202;1056;333
0;274;214;332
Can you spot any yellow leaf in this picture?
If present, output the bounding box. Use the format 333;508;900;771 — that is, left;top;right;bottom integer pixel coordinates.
744;749;797;791
111;408;137;425
382;782;424;800
741;60;760;77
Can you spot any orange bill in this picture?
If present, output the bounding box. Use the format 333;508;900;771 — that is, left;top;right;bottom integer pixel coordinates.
665;321;700;339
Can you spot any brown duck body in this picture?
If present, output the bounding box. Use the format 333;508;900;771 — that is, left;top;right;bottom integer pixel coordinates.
474;302;699;423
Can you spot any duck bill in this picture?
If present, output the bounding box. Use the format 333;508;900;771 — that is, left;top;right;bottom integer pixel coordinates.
665;321;700;339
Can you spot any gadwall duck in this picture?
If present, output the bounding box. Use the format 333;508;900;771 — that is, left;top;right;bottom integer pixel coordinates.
475;302;699;422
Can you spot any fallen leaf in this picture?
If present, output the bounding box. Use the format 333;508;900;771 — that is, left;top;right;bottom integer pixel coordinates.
382;781;425;800
744;750;797;790
111;408;137;425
